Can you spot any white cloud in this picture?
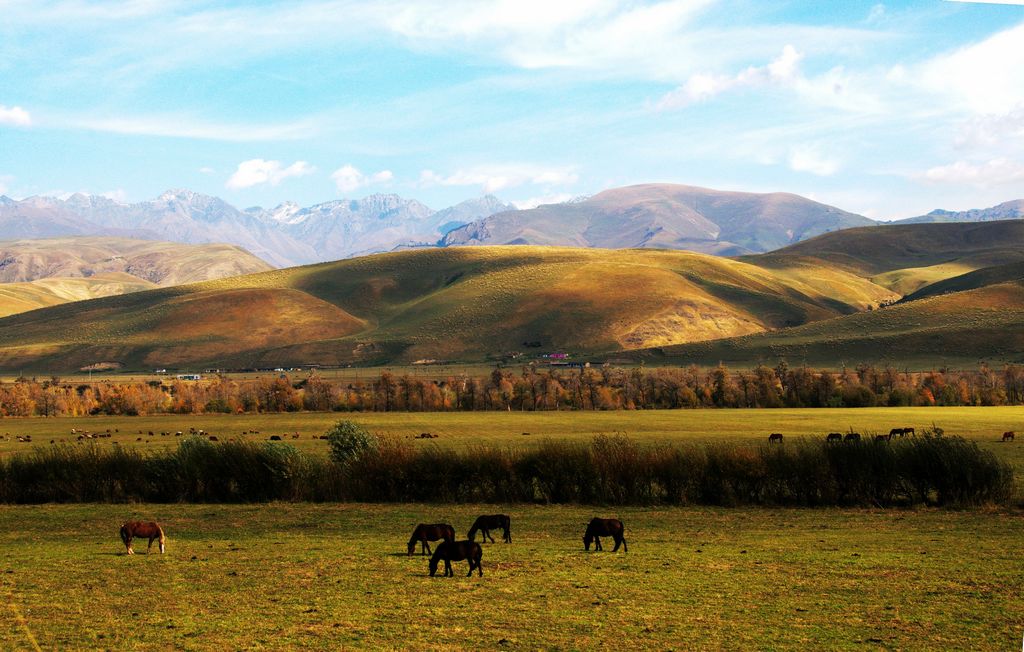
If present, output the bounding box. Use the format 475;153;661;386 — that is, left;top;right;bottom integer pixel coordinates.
0;105;31;127
919;22;1024;115
100;189;128;202
67;114;316;141
226;159;315;189
788;145;840;176
920;158;1024;186
198;166;216;174
656;45;803;109
511;193;574;209
420;164;578;193
330;165;393;193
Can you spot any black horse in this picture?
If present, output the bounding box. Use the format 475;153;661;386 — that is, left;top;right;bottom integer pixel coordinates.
429;540;483;577
583;517;627;552
468;514;511;544
407;523;455;556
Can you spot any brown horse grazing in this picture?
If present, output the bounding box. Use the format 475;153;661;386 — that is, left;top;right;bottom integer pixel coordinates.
583;517;627;552
429;540;483;577
467;514;511;544
1003;431;1015;442
120;521;165;555
889;428;904;437
407;523;455;556
768;433;783;443
826;432;843;443
875;434;892;442
903;427;915;437
844;433;861;442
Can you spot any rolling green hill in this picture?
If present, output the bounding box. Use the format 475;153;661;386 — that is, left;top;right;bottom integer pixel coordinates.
643;281;1024;368
0;246;894;371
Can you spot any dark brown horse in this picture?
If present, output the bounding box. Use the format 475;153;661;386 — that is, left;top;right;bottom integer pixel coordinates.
826;432;843;442
407;523;455;556
844;432;861;442
429;540;483;577
1003;431;1015;442
583;517;627;552
768;433;783;443
468;514;511;543
120;521;165;555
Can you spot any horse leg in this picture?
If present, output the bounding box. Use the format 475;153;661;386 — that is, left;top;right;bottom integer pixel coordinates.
504;527;511;543
595;536;602;551
423;540;431;556
486;529;495;544
444;559;453;577
125;535;134;555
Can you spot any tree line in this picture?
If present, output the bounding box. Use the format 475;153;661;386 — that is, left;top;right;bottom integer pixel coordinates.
2;361;1024;417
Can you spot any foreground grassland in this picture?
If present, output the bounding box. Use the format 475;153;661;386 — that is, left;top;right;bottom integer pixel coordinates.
3;407;1022;478
1;504;1021;650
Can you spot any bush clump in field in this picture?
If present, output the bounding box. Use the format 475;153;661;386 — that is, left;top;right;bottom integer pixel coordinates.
324;420;377;467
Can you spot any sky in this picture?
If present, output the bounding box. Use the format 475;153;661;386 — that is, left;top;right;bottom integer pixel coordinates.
1;0;1024;219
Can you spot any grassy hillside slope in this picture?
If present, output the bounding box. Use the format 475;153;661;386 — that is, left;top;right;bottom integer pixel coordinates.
0;236;273;317
646;281;1024;367
753;220;1024;293
0;273;158;318
0;246;894;371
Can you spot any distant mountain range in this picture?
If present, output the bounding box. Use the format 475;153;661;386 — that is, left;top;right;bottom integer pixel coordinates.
442;184;874;254
0;191;513;267
0;186;1020;267
893;199;1024;225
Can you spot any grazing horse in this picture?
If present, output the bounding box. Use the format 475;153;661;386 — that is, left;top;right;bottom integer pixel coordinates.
583;517;627;552
468;514;511;544
120;521;165;555
826;432;843;443
407;523;455;556
429;540;483;577
1003;431;1015;442
768;433;783;444
889;428;904;438
875;434;891;442
844;433;861;442
903;427;915;437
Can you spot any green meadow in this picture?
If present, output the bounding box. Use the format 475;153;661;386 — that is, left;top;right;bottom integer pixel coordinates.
1;503;1022;650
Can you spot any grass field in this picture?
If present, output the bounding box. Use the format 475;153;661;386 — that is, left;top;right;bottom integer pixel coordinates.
1;503;1021;650
3;407;1023;501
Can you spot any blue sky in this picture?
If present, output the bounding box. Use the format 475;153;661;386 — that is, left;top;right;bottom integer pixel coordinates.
1;0;1023;218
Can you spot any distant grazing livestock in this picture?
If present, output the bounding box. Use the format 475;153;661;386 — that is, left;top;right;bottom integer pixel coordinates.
269;435;282;441
429;540;483;577
826;432;843;443
415;432;437;439
889;428;904;438
583;517;627;552
875;434;891;442
844;433;861;442
1003;431;1016;442
903;427;915;437
208;436;218;442
120;520;165;555
468;515;511;544
407;523;456;556
768;433;783;444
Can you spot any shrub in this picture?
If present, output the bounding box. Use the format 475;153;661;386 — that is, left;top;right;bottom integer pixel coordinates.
324;420;377;467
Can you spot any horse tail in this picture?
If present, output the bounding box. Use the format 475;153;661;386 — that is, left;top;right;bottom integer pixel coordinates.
157;525;166;553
